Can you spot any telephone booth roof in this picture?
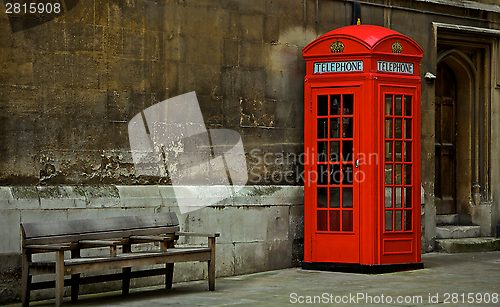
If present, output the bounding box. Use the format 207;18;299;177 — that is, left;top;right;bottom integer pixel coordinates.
303;25;423;59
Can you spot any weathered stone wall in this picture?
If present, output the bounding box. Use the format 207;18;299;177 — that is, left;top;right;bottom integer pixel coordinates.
0;0;309;185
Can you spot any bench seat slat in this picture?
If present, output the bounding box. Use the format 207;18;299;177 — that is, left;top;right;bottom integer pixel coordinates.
30;248;211;267
24;226;180;245
22;213;179;241
29;248;212;276
67;248;210;264
65;250;212;275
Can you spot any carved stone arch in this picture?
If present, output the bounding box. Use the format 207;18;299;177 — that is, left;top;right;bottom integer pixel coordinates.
436;48;476;222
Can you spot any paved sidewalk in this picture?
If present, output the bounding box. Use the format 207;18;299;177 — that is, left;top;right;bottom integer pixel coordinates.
12;252;500;307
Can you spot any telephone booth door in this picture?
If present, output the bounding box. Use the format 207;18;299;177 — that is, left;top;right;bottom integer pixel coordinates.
308;87;361;263
379;85;421;265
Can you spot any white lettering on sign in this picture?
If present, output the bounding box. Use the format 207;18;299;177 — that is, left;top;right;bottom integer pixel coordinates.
377;61;414;74
313;61;363;74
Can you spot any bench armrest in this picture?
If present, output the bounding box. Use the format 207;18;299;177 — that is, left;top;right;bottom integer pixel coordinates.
129;235;176;243
175;232;220;238
78;240;123;248
24;244;73;252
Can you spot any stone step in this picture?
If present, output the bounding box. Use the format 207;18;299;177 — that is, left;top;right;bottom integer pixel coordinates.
436;214;459;225
435;237;500;253
436;225;481;239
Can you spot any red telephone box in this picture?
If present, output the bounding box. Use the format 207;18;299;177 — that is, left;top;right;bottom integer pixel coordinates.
302;25;423;273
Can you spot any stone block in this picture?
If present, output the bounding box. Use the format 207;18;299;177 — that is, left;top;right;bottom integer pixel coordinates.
66;207;154;220
240;126;285;147
436;225;481;239
75;185;120;208
267;239;292;270
265;71;303;102
38;186;86;209
106;90;132;122
0;47;33;86
71;89;107;123
198;95;224;126
0;85;39;116
473;202;493;236
53;53;73;88
222;38;239;67
0;187;13;210
12;19;51;52
268;43;300;72
161;33;184;63
240;98;275;127
150;61;170;97
184;35;222;66
158;186;178;208
20;209;67;224
174;207;218;244
239;41;268;69
220;0;266;14
0;18;14;49
33;51;55;87
116;185;162;208
10;186;40;209
221;67;266;100
172;261;206;282
266;206;289;241
232;13;263;42
275;99;303;128
102;26;123;57
180;206;269;244
289;204;304;240
107;0;145;31
107;58;151;92
180;6;230;38
214;242;235;277
228;206;267;243
283;127;304;146
178;63;221;96
231;186;303;206
47;22;69;52
145;1;166;32
122;30;146;60
241;69;266;101
0;210;21;253
57;0;95;25
65;23;98;53
277;27;317;50
221;67;241;98
234;241;269;275
263;15;279;43
164;4;182;36
222;98;242;128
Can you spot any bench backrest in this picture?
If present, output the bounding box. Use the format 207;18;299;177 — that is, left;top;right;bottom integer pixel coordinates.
21;213;180;245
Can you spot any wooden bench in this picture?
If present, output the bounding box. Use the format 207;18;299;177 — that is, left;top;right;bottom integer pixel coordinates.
21;212;219;307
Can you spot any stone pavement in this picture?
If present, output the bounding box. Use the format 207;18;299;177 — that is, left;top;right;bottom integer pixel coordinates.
9;252;500;307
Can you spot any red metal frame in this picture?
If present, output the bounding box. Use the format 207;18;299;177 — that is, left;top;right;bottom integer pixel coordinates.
302;25;423;270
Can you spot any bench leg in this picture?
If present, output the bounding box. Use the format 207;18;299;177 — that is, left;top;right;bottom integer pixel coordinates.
165;263;174;289
208;237;216;291
55;251;65;307
122;268;131;295
21;250;31;307
71;249;80;302
162;241;175;289
122;243;132;295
